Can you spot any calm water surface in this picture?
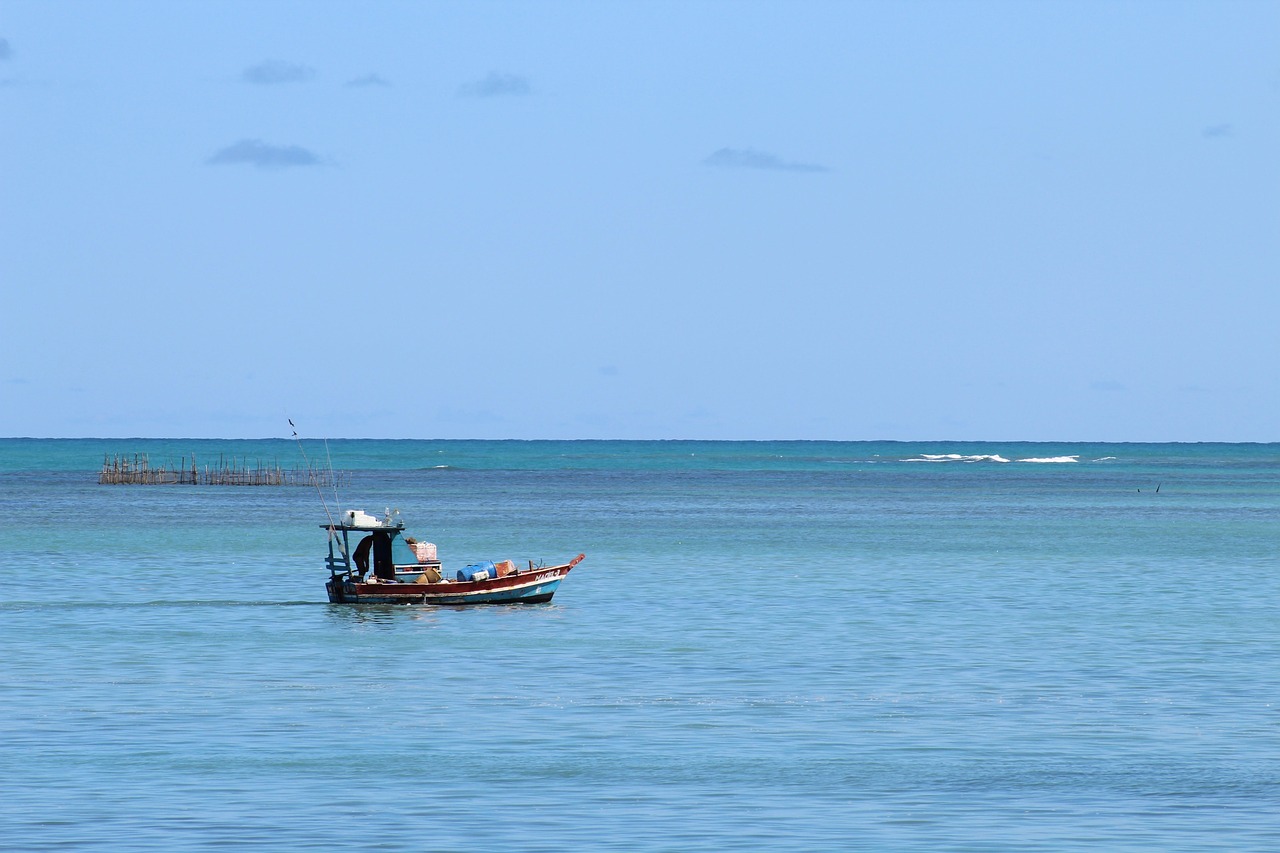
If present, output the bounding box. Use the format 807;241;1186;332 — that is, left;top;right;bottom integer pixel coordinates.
1;440;1278;850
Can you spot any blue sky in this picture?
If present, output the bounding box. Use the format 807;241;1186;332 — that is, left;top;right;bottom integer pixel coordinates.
2;1;1277;440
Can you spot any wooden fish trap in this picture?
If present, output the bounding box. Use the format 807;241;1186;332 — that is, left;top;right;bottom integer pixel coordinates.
99;452;348;487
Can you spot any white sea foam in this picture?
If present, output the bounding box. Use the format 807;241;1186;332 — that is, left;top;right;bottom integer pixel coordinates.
904;454;1011;463
1016;456;1080;464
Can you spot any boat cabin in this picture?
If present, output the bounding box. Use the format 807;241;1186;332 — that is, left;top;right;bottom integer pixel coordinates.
323;509;443;584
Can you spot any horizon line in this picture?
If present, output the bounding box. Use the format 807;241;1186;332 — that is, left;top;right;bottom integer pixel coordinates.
2;436;1276;445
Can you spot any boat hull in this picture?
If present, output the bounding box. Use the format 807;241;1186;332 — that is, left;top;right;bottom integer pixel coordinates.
326;560;577;605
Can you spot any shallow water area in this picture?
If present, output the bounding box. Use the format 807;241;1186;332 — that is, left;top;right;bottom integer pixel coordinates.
1;440;1279;850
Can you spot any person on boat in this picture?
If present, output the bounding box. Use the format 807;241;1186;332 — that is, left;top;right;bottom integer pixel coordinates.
353;534;374;577
353;532;395;581
370;531;395;581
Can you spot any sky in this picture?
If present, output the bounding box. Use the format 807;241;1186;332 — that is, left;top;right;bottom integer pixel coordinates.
1;0;1277;441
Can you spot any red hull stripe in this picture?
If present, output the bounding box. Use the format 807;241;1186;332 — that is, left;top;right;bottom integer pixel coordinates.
345;562;575;600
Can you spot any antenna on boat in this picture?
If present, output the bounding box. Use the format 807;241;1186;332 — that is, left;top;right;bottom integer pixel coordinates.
290;419;339;532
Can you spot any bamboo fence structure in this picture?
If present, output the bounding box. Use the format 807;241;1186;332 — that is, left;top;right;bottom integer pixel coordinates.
99;452;347;487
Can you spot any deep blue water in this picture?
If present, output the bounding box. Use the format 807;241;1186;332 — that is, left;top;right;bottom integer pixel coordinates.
1;440;1278;850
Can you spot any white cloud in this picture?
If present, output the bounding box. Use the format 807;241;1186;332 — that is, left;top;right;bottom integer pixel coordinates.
345;73;391;88
243;60;315;85
458;72;531;98
703;147;828;173
206;139;321;169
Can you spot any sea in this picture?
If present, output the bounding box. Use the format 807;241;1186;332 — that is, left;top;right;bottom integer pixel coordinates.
1;438;1278;851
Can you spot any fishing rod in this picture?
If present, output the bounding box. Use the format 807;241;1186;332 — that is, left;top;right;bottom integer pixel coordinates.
290;419;341;537
323;436;341;519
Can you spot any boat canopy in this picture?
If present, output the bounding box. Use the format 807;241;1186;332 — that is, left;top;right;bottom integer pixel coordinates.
322;509;420;579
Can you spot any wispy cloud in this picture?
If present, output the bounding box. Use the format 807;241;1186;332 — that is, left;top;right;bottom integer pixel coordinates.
704;147;829;173
243;60;315;85
458;72;531;98
206;139;321;170
0;38;12;61
345;73;391;88
1202;123;1233;139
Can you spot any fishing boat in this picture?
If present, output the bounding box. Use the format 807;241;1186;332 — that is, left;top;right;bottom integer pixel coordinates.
322;508;584;605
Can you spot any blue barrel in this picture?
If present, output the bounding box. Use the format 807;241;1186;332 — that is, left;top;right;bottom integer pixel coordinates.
456;561;496;582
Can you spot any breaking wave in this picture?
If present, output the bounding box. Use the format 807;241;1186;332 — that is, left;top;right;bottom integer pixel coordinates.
904;454;1011;463
902;453;1084;465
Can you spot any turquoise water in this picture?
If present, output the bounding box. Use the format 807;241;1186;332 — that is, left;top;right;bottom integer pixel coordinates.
1;440;1278;850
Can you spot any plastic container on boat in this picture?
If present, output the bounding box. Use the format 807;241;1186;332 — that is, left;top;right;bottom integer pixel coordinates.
414;566;442;583
344;510;381;528
457;561;495;582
